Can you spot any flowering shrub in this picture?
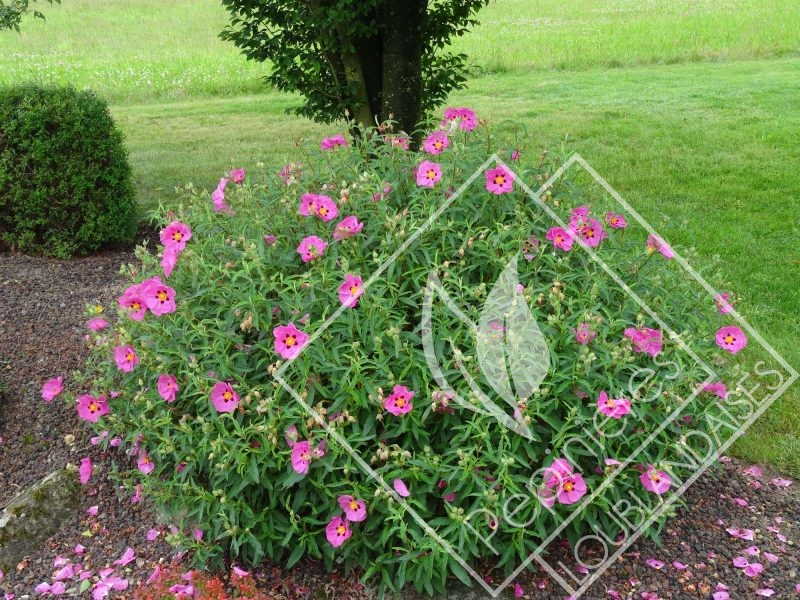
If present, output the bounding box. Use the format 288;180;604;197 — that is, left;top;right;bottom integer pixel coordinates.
73;114;747;594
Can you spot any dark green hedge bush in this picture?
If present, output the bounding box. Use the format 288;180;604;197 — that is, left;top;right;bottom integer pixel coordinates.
0;85;137;258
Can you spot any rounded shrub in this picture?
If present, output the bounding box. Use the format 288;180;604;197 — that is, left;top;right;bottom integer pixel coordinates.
75;113;747;595
0;85;137;258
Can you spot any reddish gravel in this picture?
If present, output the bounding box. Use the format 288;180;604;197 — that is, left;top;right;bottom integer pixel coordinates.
0;248;798;599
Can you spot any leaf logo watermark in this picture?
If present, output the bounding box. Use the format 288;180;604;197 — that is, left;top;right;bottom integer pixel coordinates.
421;254;550;439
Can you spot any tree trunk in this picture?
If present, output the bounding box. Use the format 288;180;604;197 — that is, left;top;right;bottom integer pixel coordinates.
379;0;426;139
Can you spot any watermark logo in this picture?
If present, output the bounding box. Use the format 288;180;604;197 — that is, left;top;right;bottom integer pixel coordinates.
422;254;549;440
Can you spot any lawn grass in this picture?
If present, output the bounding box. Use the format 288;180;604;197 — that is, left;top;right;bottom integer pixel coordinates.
3;0;799;474
2;0;799;102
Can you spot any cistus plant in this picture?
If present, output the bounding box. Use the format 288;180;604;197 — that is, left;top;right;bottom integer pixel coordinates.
72;114;749;595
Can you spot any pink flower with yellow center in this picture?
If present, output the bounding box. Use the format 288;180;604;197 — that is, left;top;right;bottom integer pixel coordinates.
140;276;177;316
333;215;364;241
442;107;477;131
314;196;338;222
423;130;449;155
416;161;442;188
298;193;320;217
325;516;352;547
384;384;414;416
118;283;147;321
210;381;239;413
291;440;312;474
576;218;606;247
596;391;631;419
338;495;367;522
320;134;348;150
137;452;155;475
574;323;596;345
76;394;110;423
545;226;575;251
716;325;747;354
641;465;672;494
624;327;663;357
485;166;513;195
159;221;192;252
157;374;179;402
714;292;733;314
273;323;309;359
338;274;364;308
297;235;327;263
42;376;64;402
556;473;588;505
605;212;628;229
114;345;139;372
646;235;674;259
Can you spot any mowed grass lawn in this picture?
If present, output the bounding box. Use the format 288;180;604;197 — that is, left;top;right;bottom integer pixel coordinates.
3;1;799;473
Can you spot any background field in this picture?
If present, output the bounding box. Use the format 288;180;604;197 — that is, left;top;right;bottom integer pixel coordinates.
2;0;799;473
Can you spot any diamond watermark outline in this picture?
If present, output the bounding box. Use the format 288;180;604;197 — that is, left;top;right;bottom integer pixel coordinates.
272;153;799;597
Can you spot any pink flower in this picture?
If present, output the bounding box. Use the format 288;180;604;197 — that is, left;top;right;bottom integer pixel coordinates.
320;134;348;150
485;166;513;194
297;235;328;262
393;478;411;497
384;384;414;416
716;325;747;354
113;547;136;567
574;323;596;345
161;247;178;278
545;227;575;251
556;473;588;505
596;391;631;419
291;440;312;474
338;274;364;308
263;234;277;246
118;284;147;320
338;495;367;522
332;215;364;241
42;377;64;402
299;193;338;222
574;218;606;247
325;516;352;547
76;394;109;423
624;327;663;357
137;452;155;475
442;107;477;131
743;563;764;577
211;178;229;212
543;457;573;488
605;212;627;229
387;135;410;150
640;465;671;494
714;292;733;314
646;559;665;570
510;150;520;161
79;457;93;485
273;323;309;359
646;235;674;259
416;160;442;187
114;345;139;372
726;527;755;540
140;277;177;316
157;374;179;402
423;130;449;155
701;381;728;399
159;221;192;252
229;168;246;184
210;381;239;413
87;318;109;331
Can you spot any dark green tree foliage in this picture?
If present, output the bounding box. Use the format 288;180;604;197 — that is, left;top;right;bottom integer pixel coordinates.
0;85;137;258
0;0;59;31
220;0;489;135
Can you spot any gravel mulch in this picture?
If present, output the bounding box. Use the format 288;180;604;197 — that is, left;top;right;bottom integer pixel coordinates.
0;248;797;599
